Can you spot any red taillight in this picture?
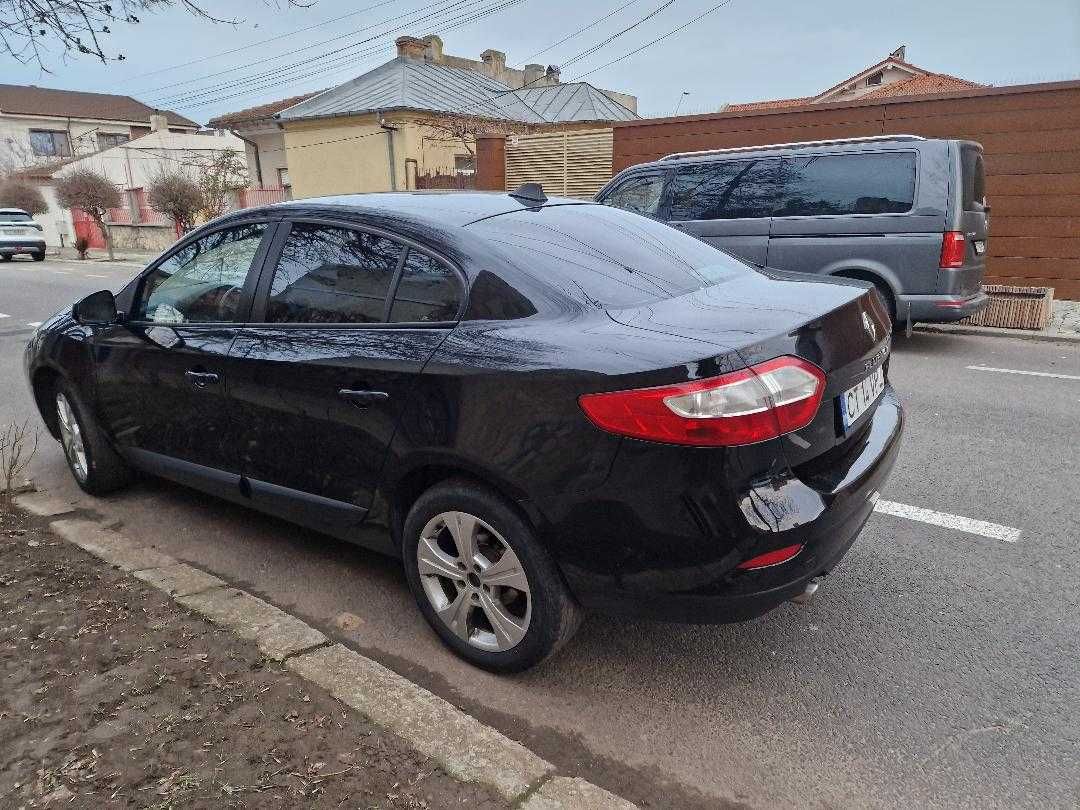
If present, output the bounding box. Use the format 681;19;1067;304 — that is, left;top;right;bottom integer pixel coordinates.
578;356;825;447
737;543;804;570
939;231;967;269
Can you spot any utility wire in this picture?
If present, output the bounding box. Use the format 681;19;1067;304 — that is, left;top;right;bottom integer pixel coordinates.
520;0;642;62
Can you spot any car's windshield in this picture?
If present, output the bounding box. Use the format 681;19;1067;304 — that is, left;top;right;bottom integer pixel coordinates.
467;204;753;309
0;212;32;222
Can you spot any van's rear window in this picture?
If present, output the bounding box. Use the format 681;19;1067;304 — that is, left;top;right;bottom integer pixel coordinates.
960;145;986;212
468;204;753;309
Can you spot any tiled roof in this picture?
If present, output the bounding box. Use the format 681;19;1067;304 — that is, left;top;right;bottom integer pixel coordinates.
860;72;982;99
277;57;640;124
724;96;814;112
0;84;198;127
207;91;325;128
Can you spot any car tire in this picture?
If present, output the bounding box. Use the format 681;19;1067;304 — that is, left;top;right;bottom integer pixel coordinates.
32;252;45;262
0;254;10;262
53;380;132;496
402;479;581;672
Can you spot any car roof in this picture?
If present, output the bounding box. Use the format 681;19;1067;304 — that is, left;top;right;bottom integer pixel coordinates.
242;191;593;229
0;208;30;214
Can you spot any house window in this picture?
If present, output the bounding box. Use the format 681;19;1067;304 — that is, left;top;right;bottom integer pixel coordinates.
277;168;293;200
97;132;129;151
866;71;884;86
454;155;476;175
29;130;72;157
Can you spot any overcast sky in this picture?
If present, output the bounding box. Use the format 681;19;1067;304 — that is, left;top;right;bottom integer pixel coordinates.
6;0;1080;124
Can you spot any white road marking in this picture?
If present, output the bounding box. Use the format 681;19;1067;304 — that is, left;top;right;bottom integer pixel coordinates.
967;365;1080;381
51;270;70;275
0;312;9;319
86;273;108;278
27;321;42;328
874;499;1021;543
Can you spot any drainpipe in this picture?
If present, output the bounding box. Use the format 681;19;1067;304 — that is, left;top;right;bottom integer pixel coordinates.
230;129;263;187
379;114;399;191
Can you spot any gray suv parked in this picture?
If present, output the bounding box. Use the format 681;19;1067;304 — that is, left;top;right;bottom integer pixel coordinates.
596;135;989;325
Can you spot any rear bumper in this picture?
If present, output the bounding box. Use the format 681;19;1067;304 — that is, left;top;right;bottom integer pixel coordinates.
532;387;904;624
0;239;46;255
897;291;988;323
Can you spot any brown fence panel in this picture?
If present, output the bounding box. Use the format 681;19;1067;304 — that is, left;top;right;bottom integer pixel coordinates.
611;80;1080;299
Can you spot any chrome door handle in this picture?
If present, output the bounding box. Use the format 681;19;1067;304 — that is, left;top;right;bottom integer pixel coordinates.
338;389;389;407
185;370;220;387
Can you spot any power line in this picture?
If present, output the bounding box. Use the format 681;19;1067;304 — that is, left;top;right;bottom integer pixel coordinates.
520;0;642;62
119;0;402;85
572;0;736;80
555;0;674;70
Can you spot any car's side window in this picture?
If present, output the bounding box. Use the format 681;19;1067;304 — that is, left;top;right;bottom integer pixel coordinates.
668;159;781;221
389;250;463;323
266;223;403;324
135;222;267;324
601;175;666;217
776;152;917;216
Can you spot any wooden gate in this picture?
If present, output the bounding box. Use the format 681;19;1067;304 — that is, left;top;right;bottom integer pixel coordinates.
71;208;106;249
504;129;614;199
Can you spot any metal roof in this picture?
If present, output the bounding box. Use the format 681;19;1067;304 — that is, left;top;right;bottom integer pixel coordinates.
276;58;639;124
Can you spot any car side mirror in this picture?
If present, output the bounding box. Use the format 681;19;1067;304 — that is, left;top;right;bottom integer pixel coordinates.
72;290;120;326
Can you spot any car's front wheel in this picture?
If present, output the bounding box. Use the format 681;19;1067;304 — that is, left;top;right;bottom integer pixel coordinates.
402;480;581;672
53;382;131;495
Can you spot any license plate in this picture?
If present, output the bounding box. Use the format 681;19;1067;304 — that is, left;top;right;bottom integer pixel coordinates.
839;366;885;431
5;228;29;236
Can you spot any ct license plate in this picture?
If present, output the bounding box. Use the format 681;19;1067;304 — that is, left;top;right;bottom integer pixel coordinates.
839;366;885;431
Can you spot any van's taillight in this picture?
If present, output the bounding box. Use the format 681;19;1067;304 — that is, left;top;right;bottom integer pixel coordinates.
578;356;825;447
939;231;967;269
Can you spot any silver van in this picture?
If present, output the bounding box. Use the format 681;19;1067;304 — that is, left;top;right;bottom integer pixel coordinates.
596;135;989;326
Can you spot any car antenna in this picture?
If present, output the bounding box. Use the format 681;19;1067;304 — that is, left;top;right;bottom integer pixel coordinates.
509;183;547;206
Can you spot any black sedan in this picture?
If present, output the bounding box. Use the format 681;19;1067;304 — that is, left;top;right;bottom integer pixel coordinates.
24;189;903;672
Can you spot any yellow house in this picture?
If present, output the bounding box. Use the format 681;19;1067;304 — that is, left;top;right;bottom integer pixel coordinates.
275;35;639;199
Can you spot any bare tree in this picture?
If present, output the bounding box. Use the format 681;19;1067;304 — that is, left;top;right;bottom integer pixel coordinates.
146;169;201;234
0;420;37;506
55;168;120;259
0;0;244;70
412;114;534;158
189;149;247;221
0;179;47;214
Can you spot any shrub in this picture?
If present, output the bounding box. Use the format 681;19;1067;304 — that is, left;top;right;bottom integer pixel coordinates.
147;171;203;234
55;169;121;260
0;180;48;215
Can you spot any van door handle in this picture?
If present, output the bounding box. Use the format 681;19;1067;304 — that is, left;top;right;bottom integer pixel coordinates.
185;370;220;387
338;389;389;407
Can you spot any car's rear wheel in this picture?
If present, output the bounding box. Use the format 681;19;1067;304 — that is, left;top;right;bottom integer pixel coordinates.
402;480;581;672
53;382;131;495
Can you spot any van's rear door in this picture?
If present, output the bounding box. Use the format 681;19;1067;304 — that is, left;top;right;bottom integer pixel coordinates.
940;141;988;298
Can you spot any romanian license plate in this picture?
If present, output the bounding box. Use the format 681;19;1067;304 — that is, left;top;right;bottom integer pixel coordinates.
6;228;29;236
839;365;885;431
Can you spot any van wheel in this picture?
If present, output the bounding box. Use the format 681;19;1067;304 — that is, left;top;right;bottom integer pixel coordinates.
53;381;131;495
402;479;581;672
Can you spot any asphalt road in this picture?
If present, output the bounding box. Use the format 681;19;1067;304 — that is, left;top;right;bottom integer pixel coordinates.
2;256;1079;809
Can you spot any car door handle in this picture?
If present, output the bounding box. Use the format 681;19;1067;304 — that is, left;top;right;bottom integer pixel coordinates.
185;370;220;387
338;388;389;407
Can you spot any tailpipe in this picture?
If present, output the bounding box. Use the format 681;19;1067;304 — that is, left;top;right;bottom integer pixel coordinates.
790;579;820;606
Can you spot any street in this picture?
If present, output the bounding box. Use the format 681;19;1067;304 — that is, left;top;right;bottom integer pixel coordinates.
2;256;1079;809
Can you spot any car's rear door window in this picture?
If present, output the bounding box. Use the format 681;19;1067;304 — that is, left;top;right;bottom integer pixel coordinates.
388;249;463;323
600;174;666;217
776;152;916;216
135;222;267;323
960;145;987;212
266;223;403;324
668;159;781;221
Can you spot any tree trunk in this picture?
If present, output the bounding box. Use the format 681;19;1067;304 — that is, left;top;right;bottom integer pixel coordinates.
99;220;114;260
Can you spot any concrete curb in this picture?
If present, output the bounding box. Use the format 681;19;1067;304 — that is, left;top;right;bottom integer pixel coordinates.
915;324;1080;344
15;495;637;809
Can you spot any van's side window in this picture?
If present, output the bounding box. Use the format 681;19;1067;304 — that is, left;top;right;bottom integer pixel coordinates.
668;159;780;221
602;174;665;217
777;153;916;217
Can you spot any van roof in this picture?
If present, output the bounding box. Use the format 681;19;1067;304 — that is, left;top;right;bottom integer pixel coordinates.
658;134;930;163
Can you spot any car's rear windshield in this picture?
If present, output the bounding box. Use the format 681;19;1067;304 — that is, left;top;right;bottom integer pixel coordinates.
467;204;752;309
960;145;986;212
0;212;32;222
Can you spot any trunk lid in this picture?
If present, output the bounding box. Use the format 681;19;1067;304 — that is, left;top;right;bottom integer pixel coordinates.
606;268;892;466
940;142;989;299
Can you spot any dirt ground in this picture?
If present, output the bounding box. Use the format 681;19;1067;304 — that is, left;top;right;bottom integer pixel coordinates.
0;504;508;809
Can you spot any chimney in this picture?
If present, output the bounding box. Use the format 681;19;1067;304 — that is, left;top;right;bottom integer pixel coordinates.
422;34;444;62
889;45;906;62
480;48;506;77
149;113;169;132
545;65;561;84
396;36;427;60
523;64;545;86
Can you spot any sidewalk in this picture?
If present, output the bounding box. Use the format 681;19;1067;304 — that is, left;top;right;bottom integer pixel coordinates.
916;299;1080;343
49;246;158;266
0;502;507;809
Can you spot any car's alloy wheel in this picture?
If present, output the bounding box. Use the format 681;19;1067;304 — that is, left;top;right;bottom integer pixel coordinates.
416;510;531;652
55;392;88;482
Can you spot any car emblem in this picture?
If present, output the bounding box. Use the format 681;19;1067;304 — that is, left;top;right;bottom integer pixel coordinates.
862;311;877;342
